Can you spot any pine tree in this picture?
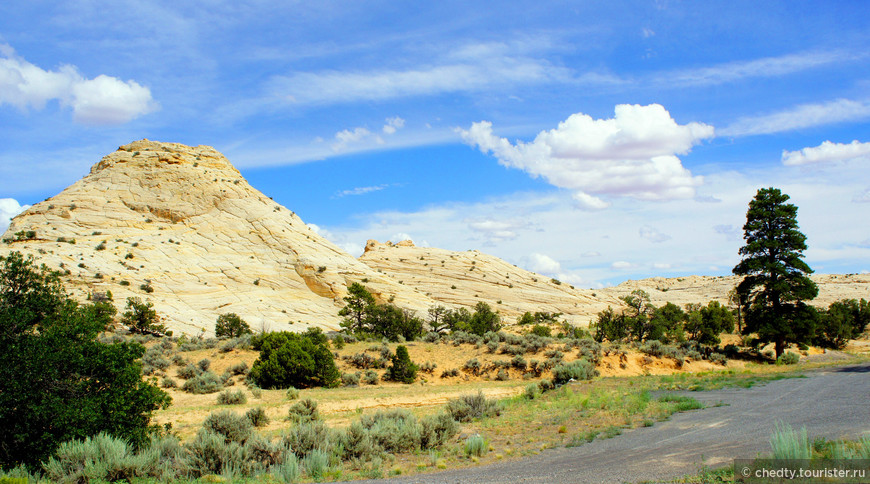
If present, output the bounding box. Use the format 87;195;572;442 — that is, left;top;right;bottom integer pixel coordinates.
732;187;818;358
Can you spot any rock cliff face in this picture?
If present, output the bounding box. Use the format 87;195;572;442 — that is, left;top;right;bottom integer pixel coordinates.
2;140;434;335
358;239;623;326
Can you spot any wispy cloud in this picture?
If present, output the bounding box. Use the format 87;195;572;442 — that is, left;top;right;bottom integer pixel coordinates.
663;50;863;87
334;184;391;198
267;41;571;106
720;98;870;136
0;43;158;125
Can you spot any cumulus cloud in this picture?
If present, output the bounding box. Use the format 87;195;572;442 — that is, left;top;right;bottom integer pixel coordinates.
639;225;671;243
721;98;870;137
383;116;405;134
458;104;711;208
782;140;870;166
0;198;30;233
0;44;157;125
611;260;634;270
525;253;561;274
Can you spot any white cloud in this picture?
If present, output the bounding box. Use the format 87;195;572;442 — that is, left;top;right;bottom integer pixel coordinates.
642;28;655;38
639;225;671;243
458;104;712;206
268;41;570;105
0;198;30;233
525;253;561;275
611;261;634;270
721;98;870;137
665;50;861;87
782;140;870;166
653;262;672;270
0;44;157;125
334;184;389;198
383;116;405;134
466;218;526;242
390;233;414;244
331;127;382;152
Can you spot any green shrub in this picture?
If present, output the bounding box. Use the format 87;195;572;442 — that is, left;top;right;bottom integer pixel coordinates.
386;345;417;383
288;398;320;423
217;389;247;405
639;339;665;357
42;433;153;482
285;387;300;400
182;371;224;394
359;409;421;453
552;359;598;384
342;372;361;386
245;407;270;428
202;410;254;444
215;313;253;339
282;421;336;458
228;361;249;376
302;448;329;479
530;324;551;337
464;434;488;457
271;454;300;483
446;391;501;422
249;330;339;389
463;358;482;375
539;379;554;392
776;352;800;365
177;363;200;379
495;368;509;380
709;352;728;366
162;377;177;388
419;412;459;449
524;383;540;399
342;421;377;460
185;430;248;477
362;369;380;385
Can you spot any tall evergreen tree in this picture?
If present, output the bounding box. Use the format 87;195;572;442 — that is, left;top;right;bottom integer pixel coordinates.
732;187;818;358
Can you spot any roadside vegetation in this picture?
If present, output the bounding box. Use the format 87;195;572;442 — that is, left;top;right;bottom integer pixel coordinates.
1;187;869;482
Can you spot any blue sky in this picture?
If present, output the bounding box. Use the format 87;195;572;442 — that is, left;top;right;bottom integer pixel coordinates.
1;1;869;287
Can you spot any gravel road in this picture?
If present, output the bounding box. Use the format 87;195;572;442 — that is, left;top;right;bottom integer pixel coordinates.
353;362;870;484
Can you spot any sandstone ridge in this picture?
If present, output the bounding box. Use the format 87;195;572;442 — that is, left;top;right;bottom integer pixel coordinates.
359;239;624;325
2;140;435;335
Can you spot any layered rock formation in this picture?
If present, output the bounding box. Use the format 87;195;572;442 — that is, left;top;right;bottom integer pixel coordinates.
598;273;870;309
1;140;435;335
358;239;623;326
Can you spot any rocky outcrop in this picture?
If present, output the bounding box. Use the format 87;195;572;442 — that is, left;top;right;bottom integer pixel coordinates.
358;239;623;326
2;140;435;335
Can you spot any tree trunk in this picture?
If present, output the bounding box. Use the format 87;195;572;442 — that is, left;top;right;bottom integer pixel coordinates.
774;337;785;360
